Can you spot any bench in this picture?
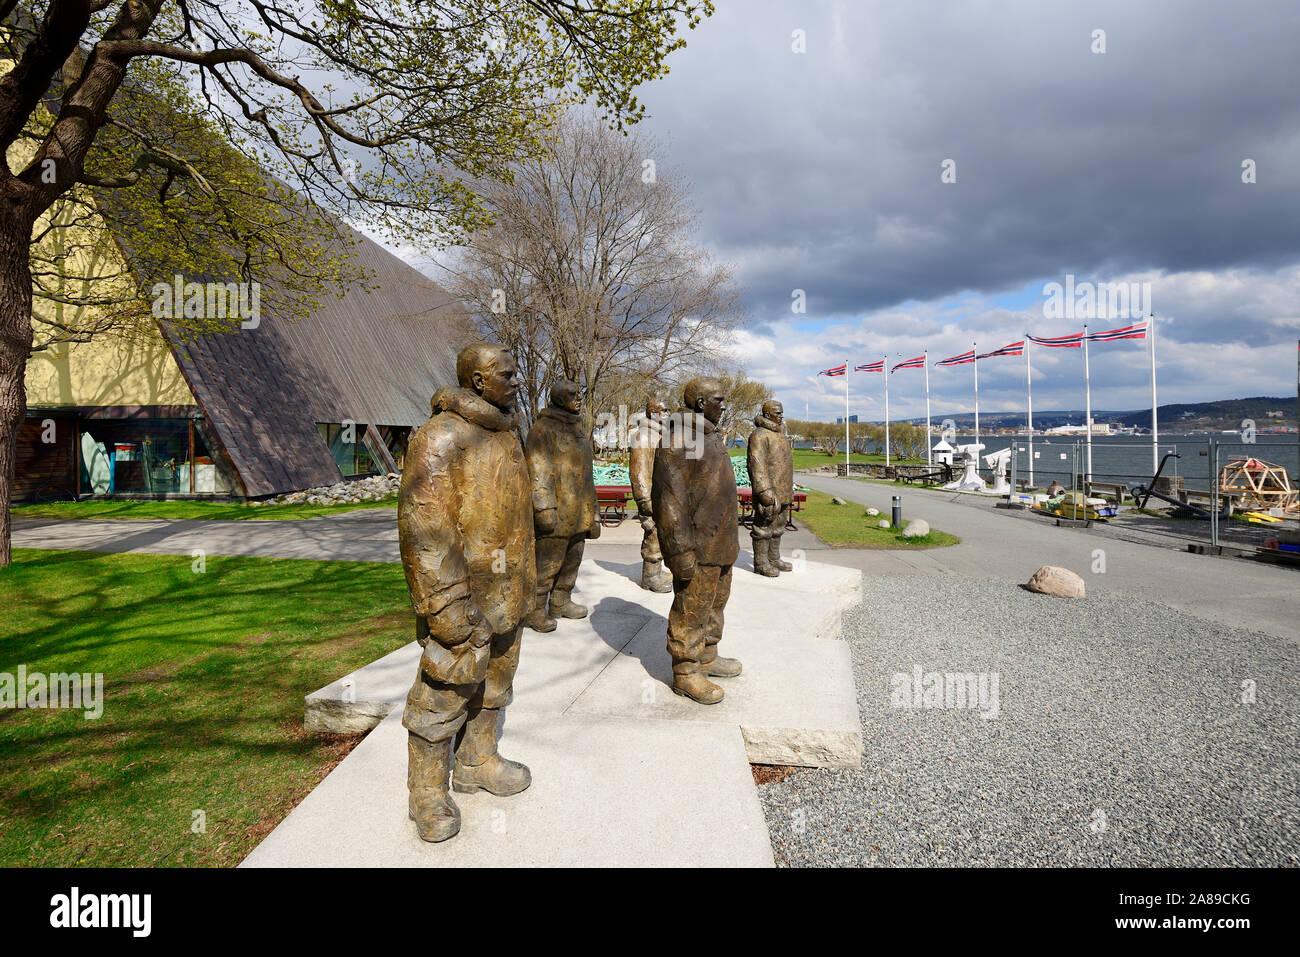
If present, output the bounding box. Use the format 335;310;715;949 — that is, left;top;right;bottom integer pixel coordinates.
595;485;633;527
1085;481;1131;503
737;488;807;530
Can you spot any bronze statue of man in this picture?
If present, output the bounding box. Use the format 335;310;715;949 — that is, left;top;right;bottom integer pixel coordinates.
524;379;600;633
398;342;536;843
629;395;673;593
651;377;742;704
746;399;795;576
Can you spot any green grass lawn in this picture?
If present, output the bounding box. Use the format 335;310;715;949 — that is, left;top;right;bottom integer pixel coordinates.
12;496;396;522
791;449;926;470
795;488;960;548
0;549;412;867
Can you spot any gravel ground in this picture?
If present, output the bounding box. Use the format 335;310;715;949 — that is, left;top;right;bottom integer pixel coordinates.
758;575;1300;866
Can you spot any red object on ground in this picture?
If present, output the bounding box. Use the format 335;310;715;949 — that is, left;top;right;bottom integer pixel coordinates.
594;485;632;527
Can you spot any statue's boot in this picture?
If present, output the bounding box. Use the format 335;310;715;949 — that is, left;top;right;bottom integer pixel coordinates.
523;595;557;633
771;533;794;572
548;590;588;619
672;661;724;705
452;708;532;796
407;733;460;842
751;533;778;577
700;644;743;678
641;560;673;593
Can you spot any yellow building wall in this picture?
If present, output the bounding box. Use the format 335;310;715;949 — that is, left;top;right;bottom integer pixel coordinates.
4;95;196;411
26;323;196;408
20;194;196;409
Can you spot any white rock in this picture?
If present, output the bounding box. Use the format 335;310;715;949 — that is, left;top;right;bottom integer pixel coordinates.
901;519;931;539
1026;565;1086;599
877;519;891;529
866;507;879;516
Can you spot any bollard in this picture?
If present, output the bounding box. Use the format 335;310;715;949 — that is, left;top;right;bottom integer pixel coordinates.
892;495;902;529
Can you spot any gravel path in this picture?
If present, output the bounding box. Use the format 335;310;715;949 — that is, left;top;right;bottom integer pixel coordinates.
758;574;1300;866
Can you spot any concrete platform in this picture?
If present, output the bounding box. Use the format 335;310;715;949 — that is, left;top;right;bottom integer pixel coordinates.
304;554;862;768
244;709;774;867
251;549;861;867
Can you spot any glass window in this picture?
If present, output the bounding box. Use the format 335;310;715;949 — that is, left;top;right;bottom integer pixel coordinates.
81;419;190;494
317;423;382;477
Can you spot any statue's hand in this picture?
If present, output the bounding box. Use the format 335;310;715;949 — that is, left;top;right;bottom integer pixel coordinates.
535;507;558;535
757;489;776;507
639;514;656;534
587;519;602;540
673;552;698;582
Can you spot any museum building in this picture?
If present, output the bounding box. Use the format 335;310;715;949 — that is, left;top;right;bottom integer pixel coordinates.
19;218;475;502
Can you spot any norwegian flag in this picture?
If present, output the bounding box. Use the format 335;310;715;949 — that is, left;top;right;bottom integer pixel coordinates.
1087;322;1148;342
977;340;1025;360
891;355;927;372
819;363;847;377
936;349;977;367
855;360;885;373
1026;331;1084;348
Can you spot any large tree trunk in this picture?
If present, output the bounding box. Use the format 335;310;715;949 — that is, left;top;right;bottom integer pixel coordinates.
0;199;35;567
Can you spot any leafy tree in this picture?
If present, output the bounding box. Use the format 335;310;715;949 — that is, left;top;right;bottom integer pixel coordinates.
0;0;714;565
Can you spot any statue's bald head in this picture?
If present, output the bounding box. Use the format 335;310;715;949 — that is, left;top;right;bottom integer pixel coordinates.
456;341;510;388
550;379;582;414
683;377;721;409
683;377;726;425
455;341;518;412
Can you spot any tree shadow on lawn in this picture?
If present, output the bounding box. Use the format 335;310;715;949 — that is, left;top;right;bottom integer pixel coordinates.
3;549;407;673
0;550;411;866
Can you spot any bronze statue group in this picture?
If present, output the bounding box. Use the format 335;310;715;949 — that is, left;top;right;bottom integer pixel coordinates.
397;342;796;843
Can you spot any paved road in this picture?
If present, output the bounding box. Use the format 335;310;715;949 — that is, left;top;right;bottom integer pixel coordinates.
12;508;405;563
10;507;824;568
14;481;1297;641
796;472;1299;642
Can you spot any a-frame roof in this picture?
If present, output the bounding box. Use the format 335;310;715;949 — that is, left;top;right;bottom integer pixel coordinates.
152;224;476;496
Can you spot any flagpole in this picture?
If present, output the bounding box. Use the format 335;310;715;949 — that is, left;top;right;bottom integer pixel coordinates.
1026;340;1034;488
973;341;980;455
1149;312;1158;474
1083;323;1092;482
844;359;849;475
883;354;890;468
924;351;932;468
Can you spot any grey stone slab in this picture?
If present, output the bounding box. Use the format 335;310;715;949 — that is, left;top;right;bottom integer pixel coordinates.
242;709;774;867
304;556;862;743
511;596;654;714
305;640;420;733
566;625;863;769
267;546;861;866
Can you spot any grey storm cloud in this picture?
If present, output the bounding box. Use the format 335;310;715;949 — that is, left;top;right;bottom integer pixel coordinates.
637;0;1300;346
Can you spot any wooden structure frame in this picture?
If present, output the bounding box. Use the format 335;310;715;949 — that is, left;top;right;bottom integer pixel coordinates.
1218;458;1298;512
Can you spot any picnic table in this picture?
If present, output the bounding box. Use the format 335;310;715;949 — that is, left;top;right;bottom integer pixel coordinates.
595;485;633;527
737;487;806;531
593;484;807;532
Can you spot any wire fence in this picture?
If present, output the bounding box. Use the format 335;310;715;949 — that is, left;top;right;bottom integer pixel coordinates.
1006;437;1298;550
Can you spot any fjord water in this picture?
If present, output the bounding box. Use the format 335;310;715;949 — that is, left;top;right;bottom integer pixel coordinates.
802;435;1299;489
